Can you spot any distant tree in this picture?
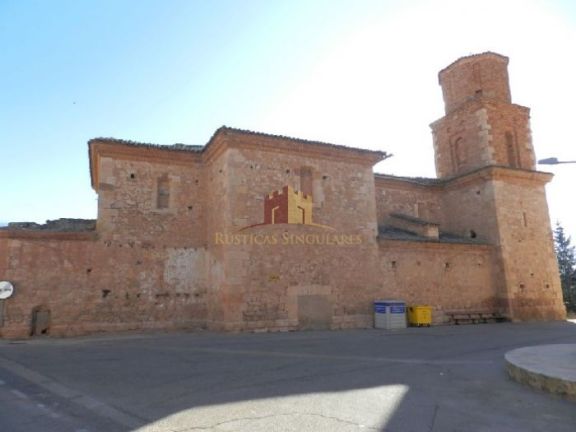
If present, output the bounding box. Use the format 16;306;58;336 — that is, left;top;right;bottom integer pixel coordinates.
554;222;576;312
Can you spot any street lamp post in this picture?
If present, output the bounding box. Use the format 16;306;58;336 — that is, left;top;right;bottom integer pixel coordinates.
538;157;576;165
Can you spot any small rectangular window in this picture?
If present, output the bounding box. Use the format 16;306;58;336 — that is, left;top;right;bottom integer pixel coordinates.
157;175;170;209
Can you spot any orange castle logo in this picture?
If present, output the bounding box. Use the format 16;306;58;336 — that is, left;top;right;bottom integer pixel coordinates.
264;185;313;225
239;185;334;231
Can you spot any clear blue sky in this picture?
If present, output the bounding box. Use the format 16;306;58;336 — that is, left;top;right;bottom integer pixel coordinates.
1;0;575;237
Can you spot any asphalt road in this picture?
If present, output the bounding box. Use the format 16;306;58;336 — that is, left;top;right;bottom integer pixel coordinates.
0;321;575;432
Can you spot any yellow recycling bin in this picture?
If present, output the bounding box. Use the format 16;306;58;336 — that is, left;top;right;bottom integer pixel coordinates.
408;305;432;327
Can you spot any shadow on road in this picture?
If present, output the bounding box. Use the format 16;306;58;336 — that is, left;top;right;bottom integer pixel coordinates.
1;321;575;431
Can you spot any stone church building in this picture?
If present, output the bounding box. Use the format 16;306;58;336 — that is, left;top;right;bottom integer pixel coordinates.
0;52;566;338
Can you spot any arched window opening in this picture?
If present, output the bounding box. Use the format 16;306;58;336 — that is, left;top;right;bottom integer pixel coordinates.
450;137;465;171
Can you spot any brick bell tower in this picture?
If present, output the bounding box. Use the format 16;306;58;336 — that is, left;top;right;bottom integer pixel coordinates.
431;52;566;321
431;52;536;177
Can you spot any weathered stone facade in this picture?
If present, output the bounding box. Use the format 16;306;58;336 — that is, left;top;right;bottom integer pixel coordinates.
0;52;566;339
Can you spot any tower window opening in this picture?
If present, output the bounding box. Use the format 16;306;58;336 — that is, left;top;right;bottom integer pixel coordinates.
506;132;520;168
450;137;465;171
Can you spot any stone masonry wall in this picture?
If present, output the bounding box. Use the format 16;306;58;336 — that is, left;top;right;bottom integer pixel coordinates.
205;137;382;331
490;177;565;320
96;155;206;246
378;240;495;323
0;234;208;338
440;176;499;243
374;179;443;225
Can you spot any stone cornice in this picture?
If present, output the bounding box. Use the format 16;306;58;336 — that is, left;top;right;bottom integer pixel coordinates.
374;166;553;192
378;237;493;251
443;166;553;190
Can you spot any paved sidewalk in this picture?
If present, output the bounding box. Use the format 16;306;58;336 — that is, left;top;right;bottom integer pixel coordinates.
0;321;575;432
506;343;576;400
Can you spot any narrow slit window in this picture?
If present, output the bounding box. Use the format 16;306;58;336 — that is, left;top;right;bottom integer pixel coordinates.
506;132;519;168
300;166;313;197
522;212;528;227
157;175;170;209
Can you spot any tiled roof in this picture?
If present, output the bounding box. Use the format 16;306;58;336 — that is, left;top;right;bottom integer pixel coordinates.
374;173;445;186
389;212;438;226
90;126;390;158
206;126;390;157
88;137;204;153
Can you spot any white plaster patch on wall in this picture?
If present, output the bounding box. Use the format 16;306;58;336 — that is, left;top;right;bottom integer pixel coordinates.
164;248;207;292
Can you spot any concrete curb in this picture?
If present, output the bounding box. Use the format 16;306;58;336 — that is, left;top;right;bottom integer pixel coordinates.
505;344;576;401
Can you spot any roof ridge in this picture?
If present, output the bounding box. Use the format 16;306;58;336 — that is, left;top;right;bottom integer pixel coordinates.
91;126;391;158
374;173;445;185
88;137;204;153
207;126;389;157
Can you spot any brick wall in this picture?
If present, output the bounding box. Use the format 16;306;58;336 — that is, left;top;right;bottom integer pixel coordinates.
0;234;208;338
